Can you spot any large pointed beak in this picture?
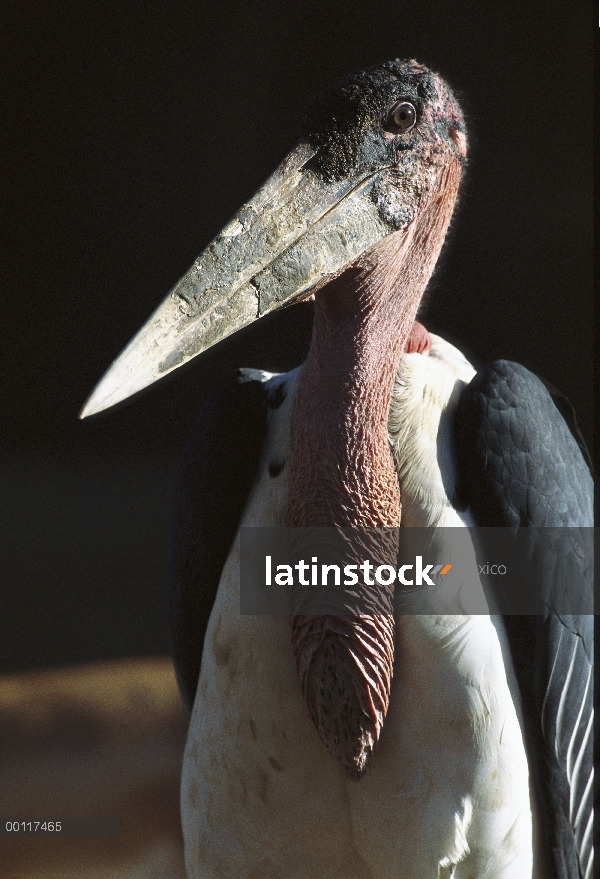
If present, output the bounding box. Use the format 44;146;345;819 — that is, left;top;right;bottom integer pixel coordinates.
79;141;396;418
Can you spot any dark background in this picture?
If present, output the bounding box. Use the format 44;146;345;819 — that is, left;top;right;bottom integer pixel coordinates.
1;1;592;673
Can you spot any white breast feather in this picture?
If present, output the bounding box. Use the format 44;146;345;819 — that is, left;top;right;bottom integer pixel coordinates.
388;333;476;527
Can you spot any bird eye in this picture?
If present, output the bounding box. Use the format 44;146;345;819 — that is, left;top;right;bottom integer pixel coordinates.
384;101;417;134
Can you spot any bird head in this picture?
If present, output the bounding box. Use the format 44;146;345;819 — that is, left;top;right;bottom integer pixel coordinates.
80;59;466;418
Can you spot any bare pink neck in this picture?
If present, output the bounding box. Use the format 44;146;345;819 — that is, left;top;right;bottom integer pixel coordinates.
286;155;462;530
286;230;422;528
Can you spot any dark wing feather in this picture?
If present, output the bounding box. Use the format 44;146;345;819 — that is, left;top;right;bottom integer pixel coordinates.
455;360;593;879
167;368;270;713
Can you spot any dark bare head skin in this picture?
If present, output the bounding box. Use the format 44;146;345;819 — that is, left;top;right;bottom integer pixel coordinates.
286;59;466;779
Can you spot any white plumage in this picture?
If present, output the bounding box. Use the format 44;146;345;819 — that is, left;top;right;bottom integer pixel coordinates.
181;335;539;878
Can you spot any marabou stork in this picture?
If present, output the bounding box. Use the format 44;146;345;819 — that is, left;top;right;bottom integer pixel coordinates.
80;60;593;879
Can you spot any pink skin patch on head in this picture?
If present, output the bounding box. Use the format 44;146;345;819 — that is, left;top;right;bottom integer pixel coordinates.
449;127;467;158
404;321;432;354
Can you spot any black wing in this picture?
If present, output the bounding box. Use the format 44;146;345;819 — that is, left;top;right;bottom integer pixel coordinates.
167;368;270;713
455;360;593;879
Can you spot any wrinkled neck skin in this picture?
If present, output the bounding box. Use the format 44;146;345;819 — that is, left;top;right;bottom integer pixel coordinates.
288;238;411;528
287;168;459;529
286;158;462;780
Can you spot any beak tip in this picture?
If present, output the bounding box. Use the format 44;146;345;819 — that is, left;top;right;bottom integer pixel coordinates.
78;393;103;420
